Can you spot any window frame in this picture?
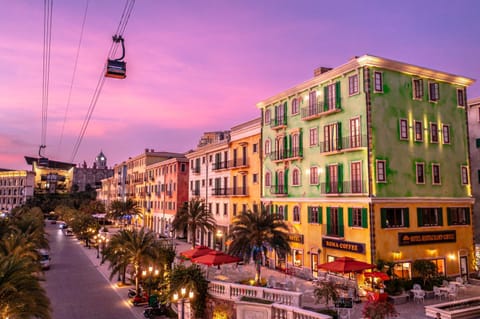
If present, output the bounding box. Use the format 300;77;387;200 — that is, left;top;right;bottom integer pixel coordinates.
293;206;301;223
416;162;425;184
351;207;363;227
457;88;466;107
412;78;424;100
430;122;439;143
264;109;271;125
428;82;440;102
291;97;299;115
373;71;383;93
417;207;443;227
447;207;470;225
442;125;450;144
461;165;469;185
414;121;423;142
381;207;409;228
308;206;321;224
432;163;441;185
351;161;362;193
348;74;359;96
310;166;319;185
292;168;301;186
265;171;271;187
264;139;271;156
326;84;336;111
350;117;361;148
376;160;386;183
309;127;318;146
399;119;409;140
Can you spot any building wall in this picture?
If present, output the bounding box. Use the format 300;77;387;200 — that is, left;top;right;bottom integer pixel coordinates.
468;97;480;244
0;170;35;213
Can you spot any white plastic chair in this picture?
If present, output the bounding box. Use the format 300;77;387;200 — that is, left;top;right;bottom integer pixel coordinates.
433;286;446;300
447;285;458;300
413;283;422;290
413;290;425;303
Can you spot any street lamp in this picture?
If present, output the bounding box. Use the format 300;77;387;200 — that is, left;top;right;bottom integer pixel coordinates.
142;266;159;296
216;230;223;251
94;235;100;258
173;288;194;319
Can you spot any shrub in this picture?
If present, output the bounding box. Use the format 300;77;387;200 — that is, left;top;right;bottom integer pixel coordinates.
362;300;398;319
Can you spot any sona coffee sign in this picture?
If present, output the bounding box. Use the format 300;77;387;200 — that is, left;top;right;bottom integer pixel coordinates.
398;230;456;246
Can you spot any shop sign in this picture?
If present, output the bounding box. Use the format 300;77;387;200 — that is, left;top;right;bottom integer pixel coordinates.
288;234;304;244
322;238;365;254
398;230;456;246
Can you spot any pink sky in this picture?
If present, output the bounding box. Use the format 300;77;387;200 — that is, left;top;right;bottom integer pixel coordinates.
1;1;480;170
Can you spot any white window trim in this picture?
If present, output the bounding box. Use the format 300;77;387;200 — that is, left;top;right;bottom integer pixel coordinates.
293;206;301;224
461;165;469;185
457;88;466;108
412;78;423;100
309;166;319;185
399;118;409;140
292;168;301;186
432;163;441;185
416;162;426;184
373;71;383;93
376;160;386;183
264;109;271;125
348;74;360;96
430;122;439;144
414;120;423;142
442;124;451;144
428;81;440;103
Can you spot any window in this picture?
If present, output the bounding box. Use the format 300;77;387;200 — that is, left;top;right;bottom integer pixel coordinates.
430;123;438;143
447;207;470;225
323;122;340;152
326;207;344;237
351;161;362;193
413;79;424;100
242;204;247;214
264;139;271;155
291;97;299;114
376;160;386;183
416;163;425;184
181;163;186;172
291;133;300;157
414;121;423;141
350;117;361;148
309;128;318;146
233;203;237;216
348;74;359;95
264;109;271;125
215;203;220;215
381;208;409;228
265;172;271;187
374;71;383;93
326;164;340;193
253;143;258;153
293;206;300;222
348;207;367;228
457;89;465;107
324;82;341;110
252;173;258;184
310;167;318;185
442;125;450;144
292;168;300;186
278;205;284;220
224;203;228;216
308;206;322;224
399;119;409;140
432;164;441;185
417;207;442;227
429;82;440;102
275;103;286;126
209;178;212;186
461;166;469;185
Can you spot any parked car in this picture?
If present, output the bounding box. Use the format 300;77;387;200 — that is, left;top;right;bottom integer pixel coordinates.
58;222;68;229
37;249;51;270
65;228;74;236
130;292;149;306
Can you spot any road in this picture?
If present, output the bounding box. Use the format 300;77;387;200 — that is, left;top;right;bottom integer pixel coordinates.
43;222;141;319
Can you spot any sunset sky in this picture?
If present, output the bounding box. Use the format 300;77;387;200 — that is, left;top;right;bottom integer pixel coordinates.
1;0;480;170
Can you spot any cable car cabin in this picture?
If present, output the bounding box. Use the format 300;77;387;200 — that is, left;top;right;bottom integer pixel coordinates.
105;59;126;79
38;157;49;167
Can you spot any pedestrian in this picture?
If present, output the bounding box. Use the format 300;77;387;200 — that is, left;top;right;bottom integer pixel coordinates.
436;312;441;319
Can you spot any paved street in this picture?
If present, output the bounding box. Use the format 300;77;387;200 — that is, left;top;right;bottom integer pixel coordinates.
43;223;141;319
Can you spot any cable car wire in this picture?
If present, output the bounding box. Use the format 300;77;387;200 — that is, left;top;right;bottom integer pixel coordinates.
57;0;90;157
41;0;53;154
69;0;135;163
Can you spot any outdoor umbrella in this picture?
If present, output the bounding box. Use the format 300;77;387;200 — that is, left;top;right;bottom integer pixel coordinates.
318;257;375;273
364;271;390;281
191;251;242;266
180;245;214;259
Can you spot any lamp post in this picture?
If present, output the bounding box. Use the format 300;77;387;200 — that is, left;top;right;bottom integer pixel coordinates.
173;288;194;319
142;266;159;297
94;235;99;258
216;230;223;251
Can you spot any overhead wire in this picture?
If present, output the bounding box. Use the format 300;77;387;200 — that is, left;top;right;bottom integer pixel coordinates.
69;0;135;163
57;0;90;157
41;0;53;154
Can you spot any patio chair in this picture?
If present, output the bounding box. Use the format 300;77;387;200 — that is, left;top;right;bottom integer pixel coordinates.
267;276;276;288
412;283;422;290
447;285;457;301
455;277;467;294
285;280;294;291
442;280;449;287
413;290;425;303
433;286;446;300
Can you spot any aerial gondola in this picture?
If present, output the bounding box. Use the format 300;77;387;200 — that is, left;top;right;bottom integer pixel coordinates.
105;35;126;79
38;145;49;167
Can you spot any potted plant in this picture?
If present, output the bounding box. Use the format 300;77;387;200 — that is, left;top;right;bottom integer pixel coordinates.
314;280;339;308
362;300;398;319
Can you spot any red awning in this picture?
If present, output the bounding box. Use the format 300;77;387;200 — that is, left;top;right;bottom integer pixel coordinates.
191;251;242;266
318;257;375;273
180;246;214;259
364;271;390;281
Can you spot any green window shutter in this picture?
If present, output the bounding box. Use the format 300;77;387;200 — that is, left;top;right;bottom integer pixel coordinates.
404;208;410;227
318;206;323;224
326;207;331;233
324;86;329;111
325;165;331;193
299;129;303;157
275;205;278;213
338;207;344;237
308;207;312;223
274;106;278;126
348;207;353;227
362;208;368;228
381;208;387;228
417;208;423;227
447;207;452;225
466;208;471;225
275;171;278;193
283;102;287;124
337;122;342;150
284;205;288;221
335;81;341;109
338;163;344;193
438;208;443;226
284;136;288;158
288;134;292;157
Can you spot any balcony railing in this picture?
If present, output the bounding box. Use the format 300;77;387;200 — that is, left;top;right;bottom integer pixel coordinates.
192;166;201;174
210;187;248;196
212;161;228;171
301;101;341;120
319;134;367;153
270;185;288;196
166;190;173;197
319;179;367;194
211;188;228;196
271;115;287;129
228;159;248;169
269;147;303;161
191;189;200;196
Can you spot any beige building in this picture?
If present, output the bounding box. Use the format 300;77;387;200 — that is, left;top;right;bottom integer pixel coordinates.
0;169;35;213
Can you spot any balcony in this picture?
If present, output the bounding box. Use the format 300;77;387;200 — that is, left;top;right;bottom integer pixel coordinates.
212;161;228;171
228;159;248;169
270;185;288;197
270;115;287;130
270;147;303;162
192;166;201;174
301;102;341;121
229;187;248;196
319;134;367;154
211;187;228;196
166;190;173;197
319;180;367;195
191;189;200;196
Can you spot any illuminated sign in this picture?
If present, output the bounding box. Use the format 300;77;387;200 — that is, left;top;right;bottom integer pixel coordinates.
322;238;365;254
288;234;304;244
398;230;456;246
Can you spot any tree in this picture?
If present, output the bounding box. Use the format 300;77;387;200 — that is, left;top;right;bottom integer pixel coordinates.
108;199;142;228
172;198;216;248
413;259;438;289
362;300;398;319
227;205;291;285
314;280;339;307
102;228;158;294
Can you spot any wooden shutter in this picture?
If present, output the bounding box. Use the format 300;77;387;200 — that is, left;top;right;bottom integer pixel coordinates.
348;207;353;227
326;207;331;233
404;208;410;227
325;165;331;193
308;207;312;223
299;129;303;157
338;207;344;237
362;208;368;228
284;205;288;221
446;207;452;226
288;134;292;158
324;86;329;111
337;122;342;150
466;208;471;225
335;81;341;109
437;208;443;226
417;208;423;227
318;206;323;224
283;102;287;125
381;208;387;228
338;163;343;193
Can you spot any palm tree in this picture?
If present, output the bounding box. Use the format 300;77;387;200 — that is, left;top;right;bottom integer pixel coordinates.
102;228;158;294
172;198;216;248
108;199;142;228
227;206;291;285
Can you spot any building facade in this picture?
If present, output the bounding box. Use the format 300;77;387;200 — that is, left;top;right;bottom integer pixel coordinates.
25;156;75;194
258;55;475;278
0;169;35;213
468;97;480;246
73;151;114;192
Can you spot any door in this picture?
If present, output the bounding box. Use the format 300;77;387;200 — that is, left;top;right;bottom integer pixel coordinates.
460;255;468;281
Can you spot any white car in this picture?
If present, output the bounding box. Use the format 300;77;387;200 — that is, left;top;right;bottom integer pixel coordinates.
38;249;51;270
65;228;74;236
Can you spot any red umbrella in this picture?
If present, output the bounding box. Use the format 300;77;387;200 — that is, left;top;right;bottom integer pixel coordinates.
180;246;214;259
364;271;390;281
318;257;375;273
191;251;242;266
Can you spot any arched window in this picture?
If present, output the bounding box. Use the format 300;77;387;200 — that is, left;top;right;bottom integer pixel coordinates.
265;109;271;125
264;139;271;156
291;97;299;114
293;206;300;222
265;171;271;187
278;205;284;219
292;168;300;186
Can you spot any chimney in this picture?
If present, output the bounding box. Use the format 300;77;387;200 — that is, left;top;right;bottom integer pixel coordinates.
145;148;149;153
151;149;154;152
314;67;332;77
